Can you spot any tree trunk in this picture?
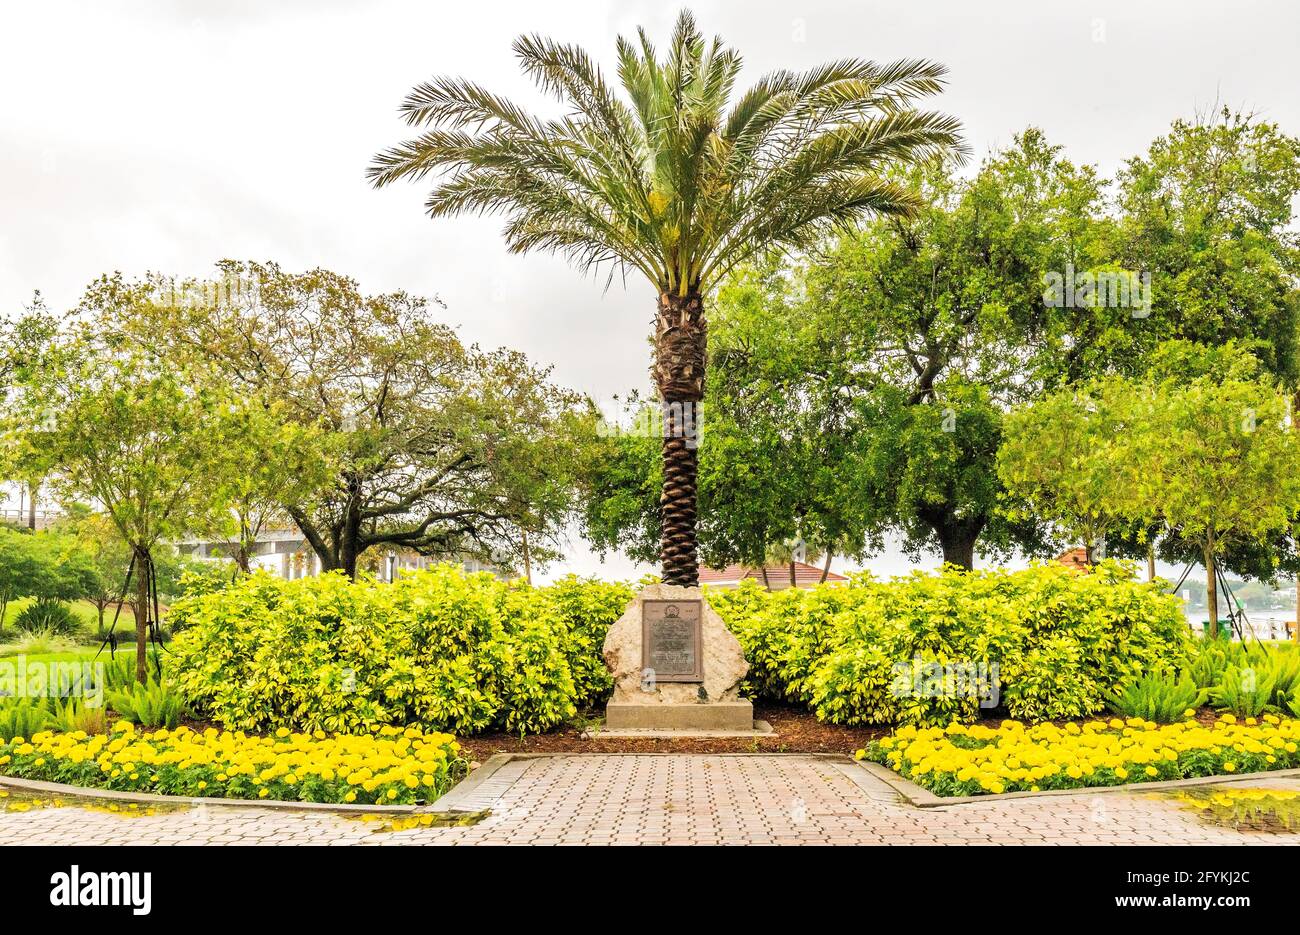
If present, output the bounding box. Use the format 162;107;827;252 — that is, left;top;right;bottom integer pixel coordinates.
789;559;797;587
654;291;707;587
1147;541;1156;582
919;507;982;571
820;551;833;584
27;482;37;530
939;535;976;570
1204;538;1219;639
521;529;532;586
134;547;150;684
760;566;771;591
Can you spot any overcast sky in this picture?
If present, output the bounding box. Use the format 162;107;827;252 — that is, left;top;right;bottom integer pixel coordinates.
3;0;1296;581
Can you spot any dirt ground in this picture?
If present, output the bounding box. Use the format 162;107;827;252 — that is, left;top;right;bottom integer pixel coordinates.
456;704;887;760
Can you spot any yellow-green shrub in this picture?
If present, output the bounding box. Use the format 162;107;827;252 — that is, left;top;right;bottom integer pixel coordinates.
712;561;1191;727
169;566;630;736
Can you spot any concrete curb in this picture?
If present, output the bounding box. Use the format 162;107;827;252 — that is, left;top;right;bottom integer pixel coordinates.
423;753;516;813
853;760;1300;808
0;769;475;816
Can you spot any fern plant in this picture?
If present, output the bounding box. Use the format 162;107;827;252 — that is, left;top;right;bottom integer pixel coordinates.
106;680;184;729
0;699;51;741
1108;671;1207;723
45;696;109;735
1263;650;1300;707
1208;664;1278;718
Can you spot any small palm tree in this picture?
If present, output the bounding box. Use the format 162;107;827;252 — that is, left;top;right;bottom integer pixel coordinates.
370;10;963;586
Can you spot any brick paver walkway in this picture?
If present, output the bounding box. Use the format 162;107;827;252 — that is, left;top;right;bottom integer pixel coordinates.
4;755;1297;845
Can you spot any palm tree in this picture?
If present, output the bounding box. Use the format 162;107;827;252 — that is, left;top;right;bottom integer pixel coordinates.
370;10;964;587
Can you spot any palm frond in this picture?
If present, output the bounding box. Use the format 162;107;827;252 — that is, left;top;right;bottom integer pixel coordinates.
370;9;964;293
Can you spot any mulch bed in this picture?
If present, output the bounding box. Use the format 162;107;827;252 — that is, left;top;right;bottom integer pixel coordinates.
456;704;887;760
170;707;1233;763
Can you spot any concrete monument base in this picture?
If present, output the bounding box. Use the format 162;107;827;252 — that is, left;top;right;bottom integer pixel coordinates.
604;700;755;731
601;583;754;733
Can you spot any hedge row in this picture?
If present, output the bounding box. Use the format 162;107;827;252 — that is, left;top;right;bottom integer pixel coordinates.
172;560;1189;735
709;561;1191;727
169;568;632;736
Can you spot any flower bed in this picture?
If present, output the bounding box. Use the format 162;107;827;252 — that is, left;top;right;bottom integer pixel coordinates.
0;723;466;805
859;714;1300;796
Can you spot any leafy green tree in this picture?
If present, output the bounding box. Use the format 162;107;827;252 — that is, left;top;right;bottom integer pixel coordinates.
50;507;132;634
1136;375;1300;635
743;132;1086;567
117;262;594;579
998;377;1150;565
6;288;245;681
1001;365;1300;636
0;527;99;632
1113;108;1300;383
370;10;962;585
202;403;330;575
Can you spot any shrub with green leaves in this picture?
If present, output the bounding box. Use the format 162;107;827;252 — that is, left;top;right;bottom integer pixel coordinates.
713;560;1191;727
543;576;633;708
1108;671;1207;723
170;565;631;736
13;599;81;637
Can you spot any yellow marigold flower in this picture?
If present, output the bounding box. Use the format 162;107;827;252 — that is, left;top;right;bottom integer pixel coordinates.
1144;766;1158;777
1223;762;1236;772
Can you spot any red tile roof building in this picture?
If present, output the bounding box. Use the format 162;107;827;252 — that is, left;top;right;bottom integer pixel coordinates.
1056;547;1091;572
698;561;848;590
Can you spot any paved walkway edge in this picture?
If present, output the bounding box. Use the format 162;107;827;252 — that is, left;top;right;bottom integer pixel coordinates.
856;760;1300;807
0;773;422;815
423;753;517;814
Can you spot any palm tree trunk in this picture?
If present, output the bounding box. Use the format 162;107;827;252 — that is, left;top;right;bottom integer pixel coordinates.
654;291;707;587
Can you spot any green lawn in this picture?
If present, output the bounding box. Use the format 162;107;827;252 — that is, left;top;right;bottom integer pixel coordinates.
0;598;135;635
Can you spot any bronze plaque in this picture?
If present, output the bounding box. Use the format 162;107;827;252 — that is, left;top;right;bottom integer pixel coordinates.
641;599;703;682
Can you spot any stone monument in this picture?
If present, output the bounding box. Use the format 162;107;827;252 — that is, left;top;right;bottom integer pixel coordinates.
601;582;755;731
